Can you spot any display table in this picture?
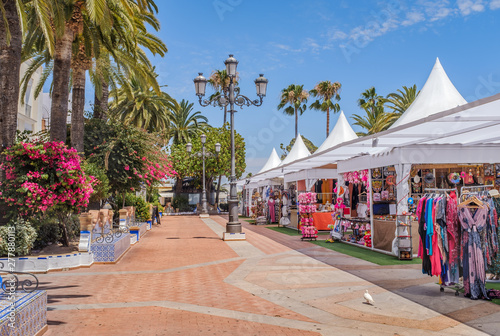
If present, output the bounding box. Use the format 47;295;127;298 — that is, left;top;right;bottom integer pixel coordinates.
312;212;334;230
373;219;419;253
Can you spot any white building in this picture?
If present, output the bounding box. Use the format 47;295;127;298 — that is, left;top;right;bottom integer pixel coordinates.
17;62;46;133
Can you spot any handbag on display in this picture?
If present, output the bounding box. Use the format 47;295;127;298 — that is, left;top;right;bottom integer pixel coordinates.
373;193;381;202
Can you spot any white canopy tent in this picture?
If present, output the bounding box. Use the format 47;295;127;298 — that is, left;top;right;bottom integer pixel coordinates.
390;58;467;128
283;111;359;190
257;148;281;174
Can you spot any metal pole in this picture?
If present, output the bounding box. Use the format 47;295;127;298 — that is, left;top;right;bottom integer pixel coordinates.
226;77;240;233
201;142;208;214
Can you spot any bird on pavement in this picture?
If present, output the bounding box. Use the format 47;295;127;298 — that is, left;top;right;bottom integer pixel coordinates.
364;290;374;305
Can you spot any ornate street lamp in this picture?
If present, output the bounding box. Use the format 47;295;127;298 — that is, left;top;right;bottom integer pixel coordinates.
194;54;268;240
187;135;220;217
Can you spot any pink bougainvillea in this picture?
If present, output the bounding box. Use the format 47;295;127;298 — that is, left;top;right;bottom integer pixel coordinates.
0;141;95;217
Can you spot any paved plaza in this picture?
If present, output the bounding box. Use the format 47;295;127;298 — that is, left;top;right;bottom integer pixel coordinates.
38;215;499;335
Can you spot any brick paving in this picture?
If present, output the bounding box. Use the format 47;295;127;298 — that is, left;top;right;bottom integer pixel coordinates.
38;215;497;335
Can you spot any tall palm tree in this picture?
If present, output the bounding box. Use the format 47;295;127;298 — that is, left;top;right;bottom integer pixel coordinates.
21;1;166;152
278;84;309;139
109;75;178;132
383;84;419;115
208;69;230;124
170;99;208;145
309;80;341;138
0;0;23;159
352;87;397;136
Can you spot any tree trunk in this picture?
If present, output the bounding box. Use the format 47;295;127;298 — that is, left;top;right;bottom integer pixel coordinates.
0;0;22;226
326;107;330;137
70;66;86;153
0;0;21;156
93;78;109;120
50;24;74;143
58;214;70;247
295;107;298;139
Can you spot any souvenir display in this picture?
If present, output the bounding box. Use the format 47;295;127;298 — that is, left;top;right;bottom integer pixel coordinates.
372;180;383;193
372;168;382;179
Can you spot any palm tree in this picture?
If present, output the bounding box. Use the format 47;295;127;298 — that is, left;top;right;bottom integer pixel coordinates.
383;84;419;115
109;75;178;132
0;0;23;159
208;69;231;124
309;80;342;137
351;106;399;136
170;99;208;145
352;87;398;136
278;84;309;139
21;2;166;152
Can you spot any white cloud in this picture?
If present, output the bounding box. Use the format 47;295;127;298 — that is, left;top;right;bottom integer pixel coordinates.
490;0;500;9
401;11;425;26
457;0;485;15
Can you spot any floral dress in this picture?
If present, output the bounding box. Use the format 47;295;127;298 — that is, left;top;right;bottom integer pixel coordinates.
458;206;489;300
489;198;500;276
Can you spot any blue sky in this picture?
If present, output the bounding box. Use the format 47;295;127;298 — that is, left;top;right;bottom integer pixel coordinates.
86;0;500;175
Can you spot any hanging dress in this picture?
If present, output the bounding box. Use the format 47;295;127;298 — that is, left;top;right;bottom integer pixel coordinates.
268;198;275;223
490;197;500;277
458;206;489;300
446;197;460;284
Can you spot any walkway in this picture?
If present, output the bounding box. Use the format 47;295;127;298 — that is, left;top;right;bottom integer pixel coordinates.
38;216;496;335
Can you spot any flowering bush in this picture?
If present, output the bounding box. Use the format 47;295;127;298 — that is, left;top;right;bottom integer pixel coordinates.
0;141;95;217
84;120;176;194
0;218;37;257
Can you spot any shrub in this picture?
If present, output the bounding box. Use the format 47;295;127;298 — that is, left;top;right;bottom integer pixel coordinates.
116;193;150;221
0;218;37;257
0;141;95;218
172;195;191;212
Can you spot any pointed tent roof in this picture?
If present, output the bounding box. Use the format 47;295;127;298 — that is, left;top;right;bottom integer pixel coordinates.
390;58;467;129
279;134;311;166
257;148;281;174
315;111;358;153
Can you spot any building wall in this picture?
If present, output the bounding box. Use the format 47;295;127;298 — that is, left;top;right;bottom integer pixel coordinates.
17;62;45;133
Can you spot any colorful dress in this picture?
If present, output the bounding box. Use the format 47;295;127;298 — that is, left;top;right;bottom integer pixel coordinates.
446;197;460;284
490;198;500;276
458;206;489;300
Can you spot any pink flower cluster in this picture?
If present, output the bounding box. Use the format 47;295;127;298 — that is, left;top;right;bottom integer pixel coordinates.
301;225;318;238
299;205;317;213
0;141;95;216
343;169;369;186
297;192;317;204
301;217;314;225
130;152;176;186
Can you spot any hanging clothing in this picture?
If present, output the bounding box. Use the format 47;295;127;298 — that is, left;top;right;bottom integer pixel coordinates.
446;197;460;284
268;198;275;223
458;206;489;300
490;197;500;277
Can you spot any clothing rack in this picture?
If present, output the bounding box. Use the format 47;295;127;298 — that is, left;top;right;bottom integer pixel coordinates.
460;185;490;202
461;185;490;193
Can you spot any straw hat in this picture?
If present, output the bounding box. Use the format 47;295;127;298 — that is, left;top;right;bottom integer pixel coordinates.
489;189;500;197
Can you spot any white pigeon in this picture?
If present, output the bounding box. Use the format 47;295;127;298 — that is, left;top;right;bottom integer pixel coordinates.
363;290;374;305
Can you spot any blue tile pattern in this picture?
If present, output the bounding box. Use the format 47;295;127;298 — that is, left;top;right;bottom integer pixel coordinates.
0;290;47;336
90;232;130;262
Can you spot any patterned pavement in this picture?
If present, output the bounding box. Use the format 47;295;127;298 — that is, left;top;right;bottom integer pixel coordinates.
38;215;496;335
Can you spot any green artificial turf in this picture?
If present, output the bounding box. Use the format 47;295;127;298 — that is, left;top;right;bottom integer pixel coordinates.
486;282;500;305
311;240;422;266
267;226;330;236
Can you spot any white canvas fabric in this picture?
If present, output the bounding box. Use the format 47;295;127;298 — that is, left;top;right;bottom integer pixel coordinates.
279;134;311;166
315;111;358;153
390;58;467;128
257;148;281;174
